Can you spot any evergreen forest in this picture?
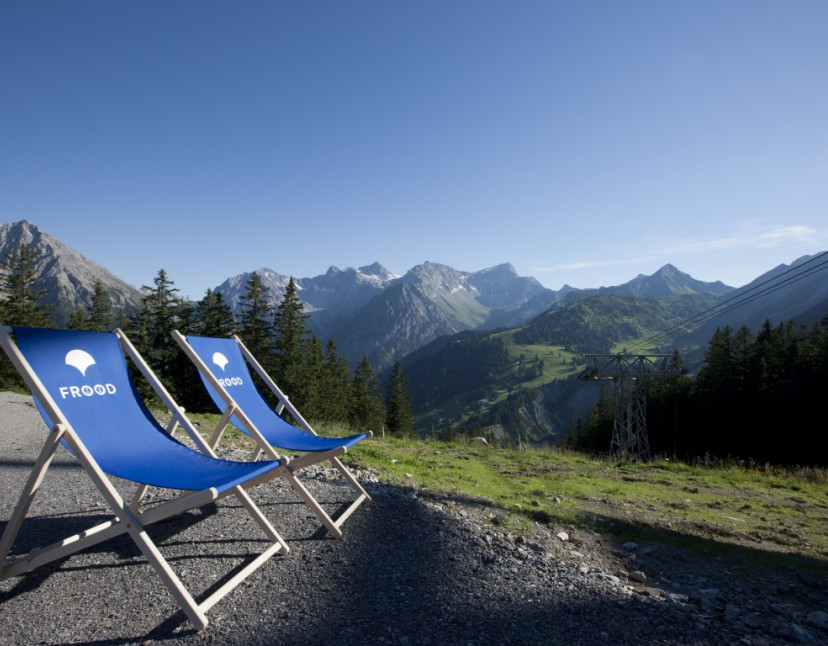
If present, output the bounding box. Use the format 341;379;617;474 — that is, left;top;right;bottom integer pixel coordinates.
566;318;828;466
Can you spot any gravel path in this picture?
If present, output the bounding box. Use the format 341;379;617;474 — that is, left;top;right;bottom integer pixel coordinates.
0;391;826;645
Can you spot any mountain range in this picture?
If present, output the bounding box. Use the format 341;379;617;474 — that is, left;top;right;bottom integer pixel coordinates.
2;219;827;443
3;220;826;369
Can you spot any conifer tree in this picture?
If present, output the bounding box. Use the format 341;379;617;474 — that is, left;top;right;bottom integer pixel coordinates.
318;339;352;424
127;269;189;399
273;277;311;406
300;334;324;420
239;272;275;371
385;361;414;436
646;350;692;459
66;280;115;331
192;288;237;337
88;279;115;331
0;243;52;327
171;288;238;412
67;308;87;330
564;383;614;454
350;354;385;432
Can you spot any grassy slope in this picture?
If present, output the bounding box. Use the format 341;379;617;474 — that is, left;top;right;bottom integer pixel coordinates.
182;410;827;573
336;433;828;568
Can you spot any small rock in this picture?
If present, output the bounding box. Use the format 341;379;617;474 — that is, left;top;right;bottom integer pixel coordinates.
790;623;818;644
629;570;647;583
724;603;741;620
622;541;638;551
806;610;828;630
556;531;569;542
633;586;662;598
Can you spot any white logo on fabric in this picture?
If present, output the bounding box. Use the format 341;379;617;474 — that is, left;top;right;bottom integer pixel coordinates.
211;351;243;387
212;352;230;371
59;349;117;399
65;349;96;376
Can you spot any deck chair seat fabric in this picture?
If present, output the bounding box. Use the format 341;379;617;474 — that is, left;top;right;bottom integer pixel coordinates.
13;326;280;494
185;334;368;451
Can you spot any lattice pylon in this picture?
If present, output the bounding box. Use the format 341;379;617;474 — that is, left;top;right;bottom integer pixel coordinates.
581;354;678;463
610;376;650;463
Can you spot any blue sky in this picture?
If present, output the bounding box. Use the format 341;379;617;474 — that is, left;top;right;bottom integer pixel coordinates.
2;1;827;299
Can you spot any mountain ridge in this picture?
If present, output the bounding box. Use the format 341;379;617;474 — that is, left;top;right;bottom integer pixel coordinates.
3;220;823;377
4;219;827;445
0;220;143;324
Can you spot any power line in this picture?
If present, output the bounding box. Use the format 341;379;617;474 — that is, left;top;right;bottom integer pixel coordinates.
626;251;828;354
550;250;828;423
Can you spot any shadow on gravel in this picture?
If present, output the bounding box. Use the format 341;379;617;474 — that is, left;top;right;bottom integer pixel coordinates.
587;509;828;577
171;487;671;646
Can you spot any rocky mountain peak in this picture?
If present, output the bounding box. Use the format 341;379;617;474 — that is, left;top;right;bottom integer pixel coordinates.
0;220;143;324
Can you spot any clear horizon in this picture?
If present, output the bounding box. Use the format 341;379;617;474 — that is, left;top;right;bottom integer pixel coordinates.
2;2;826;299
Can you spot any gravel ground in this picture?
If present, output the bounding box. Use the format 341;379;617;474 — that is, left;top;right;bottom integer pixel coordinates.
1;391;826;646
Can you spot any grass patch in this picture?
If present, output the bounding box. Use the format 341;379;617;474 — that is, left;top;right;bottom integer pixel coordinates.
162;406;828;566
336;433;828;563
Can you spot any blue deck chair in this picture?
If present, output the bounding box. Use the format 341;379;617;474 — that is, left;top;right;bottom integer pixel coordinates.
0;325;292;630
172;331;372;538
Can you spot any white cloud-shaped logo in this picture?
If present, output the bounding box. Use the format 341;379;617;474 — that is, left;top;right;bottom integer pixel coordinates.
212;352;230;371
65;349;96;376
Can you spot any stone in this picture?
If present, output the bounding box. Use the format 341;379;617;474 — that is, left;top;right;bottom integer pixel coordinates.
806;610;828;630
629;570;647;583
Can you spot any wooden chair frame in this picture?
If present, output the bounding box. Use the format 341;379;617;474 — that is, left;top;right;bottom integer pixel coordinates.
173;331;372;538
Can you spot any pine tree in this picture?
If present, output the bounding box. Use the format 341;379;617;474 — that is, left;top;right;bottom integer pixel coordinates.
65;280;114;331
564;383;614;454
88;279;115;331
300;334;323;420
350;354;385;432
318;339;352;424
192;289;237;337
239;272;275;370
385;361;414;436
273;277;311;406
646;350;692;459
67;308;87;330
127;269;189;399
0;243;52;327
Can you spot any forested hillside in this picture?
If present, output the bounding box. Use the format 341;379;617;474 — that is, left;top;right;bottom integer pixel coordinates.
568;317;828;466
514;293;721;353
398;293;723;444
